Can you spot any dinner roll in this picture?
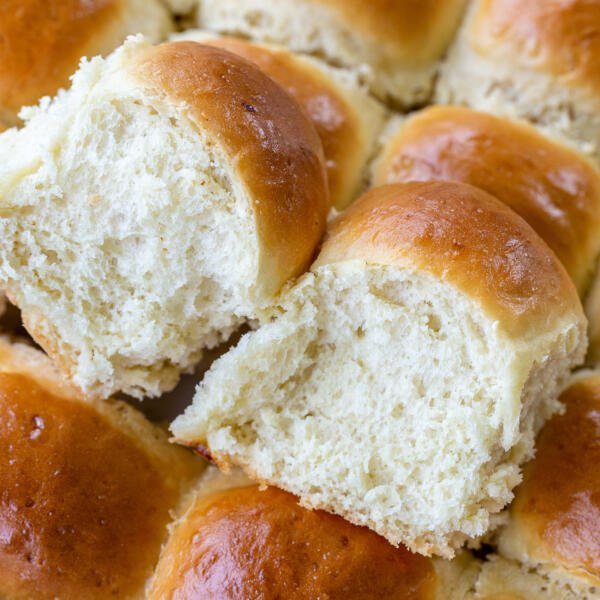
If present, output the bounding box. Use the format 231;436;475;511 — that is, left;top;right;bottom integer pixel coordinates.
195;0;468;107
0;336;202;600
472;372;600;599
371;106;600;296
0;0;173;127
173;31;387;209
437;0;600;161
148;466;479;599
0;37;328;399
171;182;587;557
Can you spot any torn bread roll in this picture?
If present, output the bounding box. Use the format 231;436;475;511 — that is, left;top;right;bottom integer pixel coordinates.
172;181;587;557
371;105;600;364
0;37;328;399
436;0;600;162
173;30;388;209
0;336;202;599
195;0;468;107
472;371;600;599
148;466;479;599
0;0;173;127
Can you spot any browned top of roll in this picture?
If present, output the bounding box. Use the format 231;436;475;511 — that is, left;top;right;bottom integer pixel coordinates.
133;42;329;295
0;345;194;599
314;0;467;64
0;0;121;123
470;0;600;94
198;36;361;210
374;106;600;293
506;373;600;581
314;182;582;340
149;485;437;600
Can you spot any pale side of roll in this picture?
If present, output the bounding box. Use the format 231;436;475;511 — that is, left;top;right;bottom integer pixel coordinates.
436;0;600;163
195;0;468;107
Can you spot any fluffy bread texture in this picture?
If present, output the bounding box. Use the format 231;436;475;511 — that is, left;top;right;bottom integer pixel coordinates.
0;0;173;127
436;0;600;163
172;182;587;557
172;30;388;209
0;336;203;599
149;466;479;599
195;0;468;107
0;37;328;399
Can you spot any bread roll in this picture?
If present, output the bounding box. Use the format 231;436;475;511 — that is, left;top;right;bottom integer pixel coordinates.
195;0;468;107
0;37;328;399
0;0;173;127
173;30;388;209
148;466;479;599
472;372;600;599
372;105;600;367
371;105;600;295
171;181;587;557
0;336;202;599
436;0;600;162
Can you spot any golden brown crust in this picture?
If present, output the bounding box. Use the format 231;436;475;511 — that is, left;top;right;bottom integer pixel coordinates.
0;0;123;124
504;373;600;583
313;0;467;64
314;182;582;339
373;106;600;294
149;485;438;600
0;339;201;599
471;0;600;95
199;36;362;210
133;42;329;295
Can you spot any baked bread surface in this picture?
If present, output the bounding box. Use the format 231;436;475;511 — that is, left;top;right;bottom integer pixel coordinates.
0;337;201;599
172;181;587;557
372;105;600;295
0;0;173;126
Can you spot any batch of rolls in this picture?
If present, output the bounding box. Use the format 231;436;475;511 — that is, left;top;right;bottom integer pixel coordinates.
0;0;599;598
